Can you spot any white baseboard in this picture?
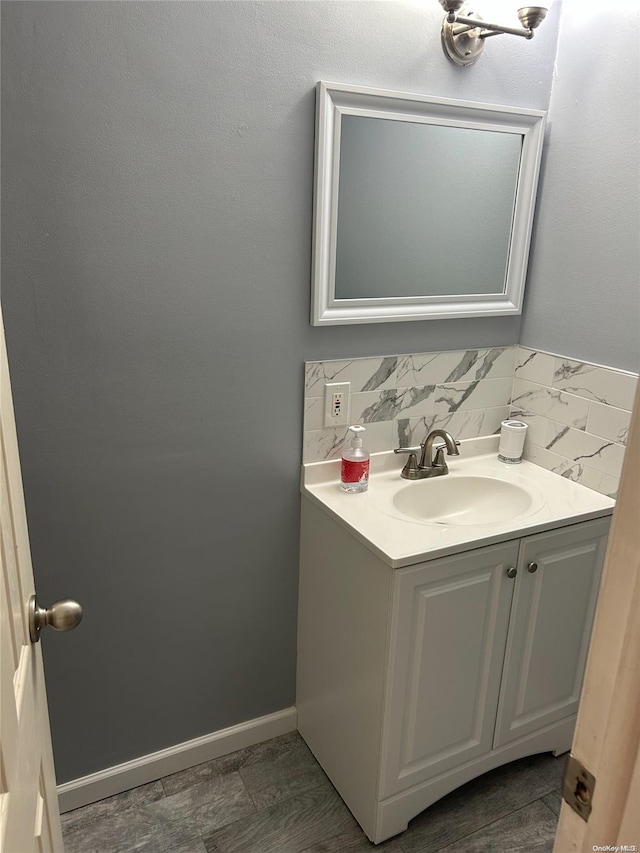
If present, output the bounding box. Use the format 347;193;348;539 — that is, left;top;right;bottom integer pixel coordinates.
57;706;297;813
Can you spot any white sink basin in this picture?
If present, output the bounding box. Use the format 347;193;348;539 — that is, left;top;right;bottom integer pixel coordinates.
302;436;616;567
390;475;535;526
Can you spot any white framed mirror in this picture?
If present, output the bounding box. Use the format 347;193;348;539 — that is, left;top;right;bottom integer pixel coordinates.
311;82;546;326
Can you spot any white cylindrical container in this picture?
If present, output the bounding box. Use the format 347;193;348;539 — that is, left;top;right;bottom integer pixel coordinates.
498;420;528;464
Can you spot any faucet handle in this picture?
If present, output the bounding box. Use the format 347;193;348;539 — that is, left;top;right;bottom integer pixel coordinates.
394;446;421;479
433;439;461;454
432;440;461;467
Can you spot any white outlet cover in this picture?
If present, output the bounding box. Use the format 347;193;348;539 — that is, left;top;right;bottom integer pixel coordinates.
324;381;350;427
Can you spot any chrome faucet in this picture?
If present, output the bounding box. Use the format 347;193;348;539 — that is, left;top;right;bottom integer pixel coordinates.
394;429;460;479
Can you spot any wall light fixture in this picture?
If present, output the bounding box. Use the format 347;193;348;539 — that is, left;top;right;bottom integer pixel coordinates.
438;1;550;66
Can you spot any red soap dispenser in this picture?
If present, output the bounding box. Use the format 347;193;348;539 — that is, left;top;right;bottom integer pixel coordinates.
341;425;370;493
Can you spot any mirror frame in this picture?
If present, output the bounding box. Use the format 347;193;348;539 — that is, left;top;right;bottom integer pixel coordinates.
311;82;546;326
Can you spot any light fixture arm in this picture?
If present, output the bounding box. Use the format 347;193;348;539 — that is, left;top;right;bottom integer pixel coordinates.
451;14;535;40
438;4;549;66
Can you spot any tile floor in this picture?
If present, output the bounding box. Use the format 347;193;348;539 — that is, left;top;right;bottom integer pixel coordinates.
61;732;565;853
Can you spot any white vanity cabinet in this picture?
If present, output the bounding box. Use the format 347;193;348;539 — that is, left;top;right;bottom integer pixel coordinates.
380;541;519;798
493;522;607;749
296;498;610;844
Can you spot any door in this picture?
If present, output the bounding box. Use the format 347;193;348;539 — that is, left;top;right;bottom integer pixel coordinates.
554;386;640;850
380;541;519;798
0;315;72;852
493;518;610;749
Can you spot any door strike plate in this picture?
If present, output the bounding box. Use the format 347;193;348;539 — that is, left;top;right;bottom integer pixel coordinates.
562;753;596;821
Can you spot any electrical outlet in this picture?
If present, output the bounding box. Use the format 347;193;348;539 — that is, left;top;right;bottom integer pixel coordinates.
324;381;350;427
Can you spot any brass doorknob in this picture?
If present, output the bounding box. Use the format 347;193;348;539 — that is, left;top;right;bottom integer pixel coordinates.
28;595;83;643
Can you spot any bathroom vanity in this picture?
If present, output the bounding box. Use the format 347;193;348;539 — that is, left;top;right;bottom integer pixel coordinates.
296;436;614;844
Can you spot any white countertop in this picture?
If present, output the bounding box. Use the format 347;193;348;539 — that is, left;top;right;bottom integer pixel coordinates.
301;436;615;568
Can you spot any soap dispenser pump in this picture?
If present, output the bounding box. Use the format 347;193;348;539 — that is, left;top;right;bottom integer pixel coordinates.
341;425;370;493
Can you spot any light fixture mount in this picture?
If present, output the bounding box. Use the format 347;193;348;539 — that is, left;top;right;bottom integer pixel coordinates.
441;9;485;66
438;2;549;67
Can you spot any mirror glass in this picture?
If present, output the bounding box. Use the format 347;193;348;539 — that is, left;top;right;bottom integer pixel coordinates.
335;116;522;299
311;83;547;326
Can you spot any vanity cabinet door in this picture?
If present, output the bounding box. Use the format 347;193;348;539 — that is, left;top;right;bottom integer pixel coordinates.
493;518;609;749
379;542;519;798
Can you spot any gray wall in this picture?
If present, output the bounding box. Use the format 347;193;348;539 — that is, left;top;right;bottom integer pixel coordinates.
1;2;562;782
520;3;640;372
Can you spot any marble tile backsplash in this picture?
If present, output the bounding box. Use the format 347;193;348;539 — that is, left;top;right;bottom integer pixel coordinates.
510;346;637;499
303;345;638;499
303;347;516;464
